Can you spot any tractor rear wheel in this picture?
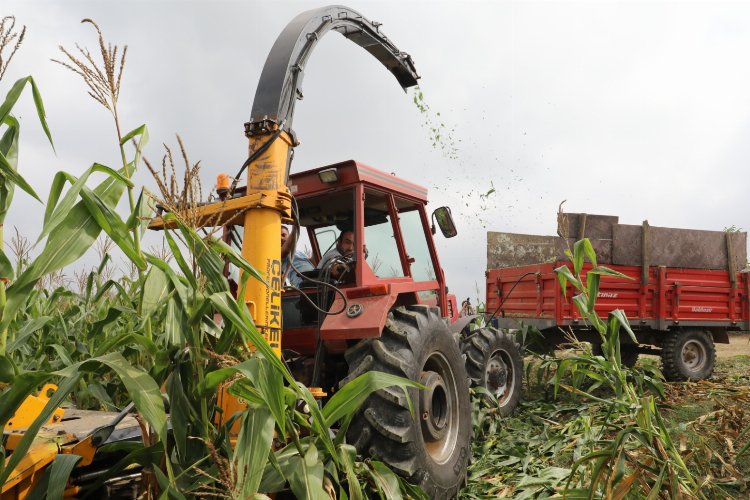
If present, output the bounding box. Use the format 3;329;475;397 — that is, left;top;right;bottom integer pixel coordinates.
342;305;471;499
661;329;715;381
461;327;522;416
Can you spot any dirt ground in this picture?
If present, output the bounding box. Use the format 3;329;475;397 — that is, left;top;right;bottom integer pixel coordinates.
716;332;750;357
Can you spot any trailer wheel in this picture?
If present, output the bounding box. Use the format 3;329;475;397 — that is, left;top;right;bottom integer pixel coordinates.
461;327;522;416
342;305;471;499
661;329;715;381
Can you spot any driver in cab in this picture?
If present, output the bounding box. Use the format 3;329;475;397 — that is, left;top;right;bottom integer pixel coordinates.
317;230;354;279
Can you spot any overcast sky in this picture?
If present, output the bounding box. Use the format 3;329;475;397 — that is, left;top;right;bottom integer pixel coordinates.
3;0;749;302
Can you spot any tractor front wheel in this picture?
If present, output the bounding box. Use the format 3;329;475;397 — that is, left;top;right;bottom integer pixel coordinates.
343;305;471;499
461;327;522;416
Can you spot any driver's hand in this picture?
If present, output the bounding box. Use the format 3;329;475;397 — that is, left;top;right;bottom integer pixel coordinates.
332;262;350;279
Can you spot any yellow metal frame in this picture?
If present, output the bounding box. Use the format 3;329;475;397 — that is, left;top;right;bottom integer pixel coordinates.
149;193;264;230
1;442;58;499
239;130;294;359
4;384;64;431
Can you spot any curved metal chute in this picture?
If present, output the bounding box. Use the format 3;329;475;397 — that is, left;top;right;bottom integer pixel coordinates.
247;5;420;134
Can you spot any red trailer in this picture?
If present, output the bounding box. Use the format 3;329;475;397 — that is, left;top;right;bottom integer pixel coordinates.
487;261;750;381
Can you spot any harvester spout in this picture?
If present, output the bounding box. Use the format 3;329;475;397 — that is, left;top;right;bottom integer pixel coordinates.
247;4;420;138
238;5;420;359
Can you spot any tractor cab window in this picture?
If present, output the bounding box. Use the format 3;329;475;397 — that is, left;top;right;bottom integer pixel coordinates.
297;188;355;267
313;226;340;259
364;190;405;278
395;199;436;283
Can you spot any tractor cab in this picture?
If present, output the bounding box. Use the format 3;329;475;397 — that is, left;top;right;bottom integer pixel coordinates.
228;160;458;360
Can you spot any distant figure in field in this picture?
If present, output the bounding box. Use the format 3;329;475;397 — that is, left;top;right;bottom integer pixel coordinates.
460;297;476;317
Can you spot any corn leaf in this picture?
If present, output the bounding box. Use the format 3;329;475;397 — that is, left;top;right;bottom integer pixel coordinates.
323;371;422;427
0;76;53;149
120;124;148;175
586;273;600;312
0;149;40;202
369;461;403;500
215;356;285;435
79;184;146;269
208;236;266;285
41;163;132;242
208;292;288;378
0;249;13;281
609;309;637;344
572;239;586;275
286;443;329;500
337;444;363;500
127;188;155;236
590;265;632;279
141;266;169;316
1;169;127;333
93;332;156;357
162;228;197;289
7;316;51;353
47;454;82;500
176;222;229;294
0;115;20;222
166;368;195;462
146;254;189;311
554;265;582;297
234;405;275;498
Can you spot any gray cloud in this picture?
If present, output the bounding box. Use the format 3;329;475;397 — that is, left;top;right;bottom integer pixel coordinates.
3;0;749;301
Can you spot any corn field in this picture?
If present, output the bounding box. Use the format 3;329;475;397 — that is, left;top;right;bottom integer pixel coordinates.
1;16;749;500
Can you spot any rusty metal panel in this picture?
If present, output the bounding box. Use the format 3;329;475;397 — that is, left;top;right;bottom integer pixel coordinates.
612;225;747;270
487;232;614;268
557;238;613;264
557;213;619;240
487;232;558;269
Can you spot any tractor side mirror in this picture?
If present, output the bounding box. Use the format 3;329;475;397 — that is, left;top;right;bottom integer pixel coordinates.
431;206;457;238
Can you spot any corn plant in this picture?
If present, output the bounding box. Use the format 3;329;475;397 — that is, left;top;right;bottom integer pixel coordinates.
551;239;700;498
1;18;425;499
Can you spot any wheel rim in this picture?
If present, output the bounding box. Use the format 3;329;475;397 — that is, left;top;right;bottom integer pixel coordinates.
420;352;460;465
485;349;514;403
681;339;707;372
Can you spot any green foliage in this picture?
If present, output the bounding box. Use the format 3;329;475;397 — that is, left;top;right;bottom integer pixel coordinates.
464;238;718;498
466;355;750;498
0;33;424;498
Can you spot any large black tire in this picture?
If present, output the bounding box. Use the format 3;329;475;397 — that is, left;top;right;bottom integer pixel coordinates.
461;327;522;416
342;305;472;499
661;329;716;381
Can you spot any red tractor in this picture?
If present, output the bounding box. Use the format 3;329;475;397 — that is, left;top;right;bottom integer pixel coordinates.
3;6;523;498
217;159;523;496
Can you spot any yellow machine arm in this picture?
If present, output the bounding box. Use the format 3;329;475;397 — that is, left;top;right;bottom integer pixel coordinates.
238;5;419;357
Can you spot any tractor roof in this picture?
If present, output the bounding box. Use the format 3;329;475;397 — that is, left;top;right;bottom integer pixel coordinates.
288;160;428;203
